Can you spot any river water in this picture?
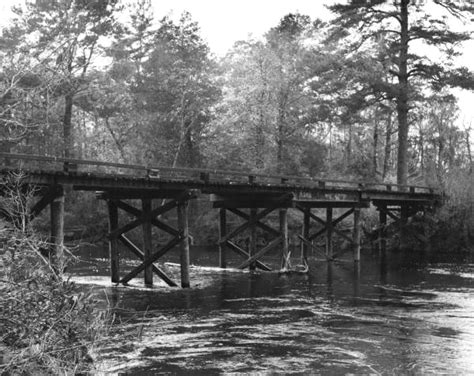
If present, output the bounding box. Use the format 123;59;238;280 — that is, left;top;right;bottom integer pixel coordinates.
70;247;474;375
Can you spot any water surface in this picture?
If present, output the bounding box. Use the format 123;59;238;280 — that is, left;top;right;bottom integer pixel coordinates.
70;248;474;375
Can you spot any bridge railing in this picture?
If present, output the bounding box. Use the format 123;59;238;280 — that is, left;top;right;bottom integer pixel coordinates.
0;152;436;195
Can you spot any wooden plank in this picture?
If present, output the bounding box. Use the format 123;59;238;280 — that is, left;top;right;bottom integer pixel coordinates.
142;198;153;286
119;235;177;287
225;240;272;271
120;236;183;284
107;200;120;283
218;208;227;268
177;201;191;288
238;236;283;270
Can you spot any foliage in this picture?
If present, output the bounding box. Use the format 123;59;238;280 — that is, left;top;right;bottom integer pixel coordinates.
0;175;110;375
327;0;474;185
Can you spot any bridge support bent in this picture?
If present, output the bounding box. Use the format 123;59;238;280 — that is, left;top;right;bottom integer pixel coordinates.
99;190;196;287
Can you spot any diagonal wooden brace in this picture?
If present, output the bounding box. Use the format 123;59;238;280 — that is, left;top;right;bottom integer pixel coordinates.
298;235;331;260
119;234;177;287
30;186;63;219
113;199;179;237
109;199;180;239
120;235;183;284
308;208;355;241
226;240;272;271
219;206;277;245
227;208;280;236
237;236;283;269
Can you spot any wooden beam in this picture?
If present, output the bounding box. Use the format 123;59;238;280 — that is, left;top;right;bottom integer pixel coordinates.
142;198;153;286
218;208;227;268
113;199;179;237
120;236;183;284
30;186;61;219
119;234;177;287
107;200;119;283
177;200;191;288
226;240;272;271
238;236;283;270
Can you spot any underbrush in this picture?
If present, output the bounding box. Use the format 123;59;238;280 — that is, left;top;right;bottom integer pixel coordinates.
0;174;111;375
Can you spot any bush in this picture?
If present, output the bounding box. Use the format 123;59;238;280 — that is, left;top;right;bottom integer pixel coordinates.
0;174;109;375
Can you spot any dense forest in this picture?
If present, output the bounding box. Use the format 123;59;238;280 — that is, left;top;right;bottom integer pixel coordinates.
0;0;473;244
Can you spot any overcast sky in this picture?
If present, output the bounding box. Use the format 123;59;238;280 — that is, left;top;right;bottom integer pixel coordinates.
0;0;472;126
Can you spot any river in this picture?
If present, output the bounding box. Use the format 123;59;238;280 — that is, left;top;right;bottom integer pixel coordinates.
70;246;474;375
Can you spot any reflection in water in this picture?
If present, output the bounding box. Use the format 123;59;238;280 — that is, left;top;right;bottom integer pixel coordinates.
70;249;474;375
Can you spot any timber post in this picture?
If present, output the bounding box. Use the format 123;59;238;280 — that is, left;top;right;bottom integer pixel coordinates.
379;206;387;255
142;198;153;286
50;185;65;269
249;208;257;271
107;200;120;283
218;208;227;268
302;207;310;261
353;207;361;262
177;199;191;288
326;207;333;259
280;208;289;270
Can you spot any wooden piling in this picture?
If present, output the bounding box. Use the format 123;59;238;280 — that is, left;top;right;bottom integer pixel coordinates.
142;198;153;286
218;208;227;268
326;207;333;259
249;208;257;271
177;200;190;288
107;200;120;283
50;186;64;269
353;207;361;262
280;208;289;270
379;207;387;255
302;207;310;261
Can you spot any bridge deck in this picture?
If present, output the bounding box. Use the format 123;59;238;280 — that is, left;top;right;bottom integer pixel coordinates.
0;152;440;205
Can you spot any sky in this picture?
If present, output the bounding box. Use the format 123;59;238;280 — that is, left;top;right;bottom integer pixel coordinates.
0;0;473;128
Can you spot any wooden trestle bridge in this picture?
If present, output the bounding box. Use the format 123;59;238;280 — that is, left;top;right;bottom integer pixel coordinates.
0;152;440;288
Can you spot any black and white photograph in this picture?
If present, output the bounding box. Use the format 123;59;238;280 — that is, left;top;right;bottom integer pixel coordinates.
0;0;473;374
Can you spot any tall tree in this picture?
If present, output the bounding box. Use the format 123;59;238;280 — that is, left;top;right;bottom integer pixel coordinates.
6;0;119;158
328;0;474;186
139;12;220;168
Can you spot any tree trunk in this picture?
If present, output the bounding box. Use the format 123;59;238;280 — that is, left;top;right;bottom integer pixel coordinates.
63;93;74;159
396;0;410;187
383;112;392;180
373;109;379;178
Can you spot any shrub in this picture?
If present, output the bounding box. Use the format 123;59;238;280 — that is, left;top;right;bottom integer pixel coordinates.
0;173;109;375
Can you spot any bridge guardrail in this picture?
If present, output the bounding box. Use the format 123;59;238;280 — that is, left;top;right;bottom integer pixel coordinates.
0;152;437;195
